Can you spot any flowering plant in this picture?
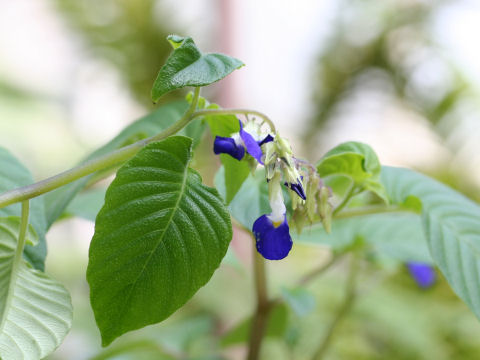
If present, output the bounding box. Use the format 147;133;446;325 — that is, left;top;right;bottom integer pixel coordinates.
0;35;478;360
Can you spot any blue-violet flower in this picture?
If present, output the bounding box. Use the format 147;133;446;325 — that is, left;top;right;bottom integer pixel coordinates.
253;171;292;260
407;262;436;288
213;120;273;164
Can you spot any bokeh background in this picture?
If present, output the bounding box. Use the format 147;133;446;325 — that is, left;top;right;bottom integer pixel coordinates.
1;0;480;359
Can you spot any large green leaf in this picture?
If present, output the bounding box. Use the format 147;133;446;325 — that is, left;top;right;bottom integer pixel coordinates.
151;35;244;102
381;166;480;318
43;101;204;228
0;217;72;359
317;142;387;202
0;147;47;270
294;213;432;263
87;136;232;346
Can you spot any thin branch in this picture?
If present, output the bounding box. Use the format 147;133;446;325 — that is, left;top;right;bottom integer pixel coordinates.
297;255;340;287
312;255;359;360
192;108;276;133
332;183;357;216
0;88;202;209
247;246;273;360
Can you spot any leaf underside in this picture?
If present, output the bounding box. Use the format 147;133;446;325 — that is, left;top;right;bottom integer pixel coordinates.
87;136;232;346
0;217;72;360
382;166;480;319
0;147;47;270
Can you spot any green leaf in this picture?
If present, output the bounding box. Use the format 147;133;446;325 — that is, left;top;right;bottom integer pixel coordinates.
151;35;244;102
206;109;250;204
87;136;232;346
64;187;106;221
280;287;316;317
43;101;204;228
215;167;270;229
294;213;432;263
0;217;73;359
381;166;480;319
221;304;288;347
317;142;387;202
0;147;47;270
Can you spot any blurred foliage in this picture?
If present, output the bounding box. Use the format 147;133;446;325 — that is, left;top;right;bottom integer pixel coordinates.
307;0;480;201
53;0;183;106
307;0;465;140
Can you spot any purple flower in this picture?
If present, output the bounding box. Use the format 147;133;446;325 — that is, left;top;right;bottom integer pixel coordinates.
213;120;273;164
407;262;436;288
213;136;245;160
285;179;306;200
253;214;292;260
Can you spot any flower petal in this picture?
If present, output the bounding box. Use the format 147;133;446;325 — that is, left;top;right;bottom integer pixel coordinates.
239;122;264;164
285;180;306;200
253;214;292;260
258;134;274;146
213;136;245;160
407;262;436;288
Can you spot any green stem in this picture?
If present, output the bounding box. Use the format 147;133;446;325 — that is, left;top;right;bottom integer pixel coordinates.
0;87;202;210
297;255;339;287
193;108;276;133
334;205;410;219
0;200;30;331
17;200;30;259
247;246;273;360
332;183;357;216
312;255;359;360
0;91;278;210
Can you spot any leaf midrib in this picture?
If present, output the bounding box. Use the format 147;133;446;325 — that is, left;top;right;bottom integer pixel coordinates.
114;156;191;332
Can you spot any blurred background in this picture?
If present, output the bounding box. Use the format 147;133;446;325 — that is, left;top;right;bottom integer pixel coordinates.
1;0;480;359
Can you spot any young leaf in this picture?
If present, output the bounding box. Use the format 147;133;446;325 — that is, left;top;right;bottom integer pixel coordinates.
294;213;432;264
151;35;244;102
317;142;388;202
87;136;232;346
381;166;480;320
0;147;47;270
43;101;204;228
0;217;72;359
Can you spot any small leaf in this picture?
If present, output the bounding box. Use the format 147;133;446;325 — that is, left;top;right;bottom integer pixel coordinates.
280;287;316;317
317;142;387;202
151;35;244;102
381;166;480;320
44;101;203;228
294;213;432;264
221;304;288;347
87;136;232;346
0;217;73;359
215;167;270;229
0;147;47;270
